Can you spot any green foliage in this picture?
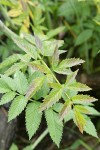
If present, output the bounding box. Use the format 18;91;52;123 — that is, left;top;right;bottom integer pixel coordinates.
0;0;99;74
5;62;26;76
10;143;18;150
13;37;38;60
66;82;91;91
0;21;99;148
58;58;85;68
0;91;16;105
29;71;50;100
58;0;100;74
65;138;93;150
45;108;63;147
39;88;63;112
26;102;42;139
8;95;27;121
0;54;20;70
14;71;28;95
25;76;44;99
75;29;93;46
84;116;98;138
0;74;16;91
72;94;98;104
60;100;72;121
54;58;84;75
74;109;86;133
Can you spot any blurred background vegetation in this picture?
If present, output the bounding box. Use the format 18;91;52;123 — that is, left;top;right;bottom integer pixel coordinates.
0;0;100;149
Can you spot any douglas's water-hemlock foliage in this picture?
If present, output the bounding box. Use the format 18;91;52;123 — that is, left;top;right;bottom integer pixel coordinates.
0;21;99;148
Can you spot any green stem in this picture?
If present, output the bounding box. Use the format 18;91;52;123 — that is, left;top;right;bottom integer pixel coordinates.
0;20;17;38
44;1;52;30
39;56;70;99
31;129;49;150
85;42;90;74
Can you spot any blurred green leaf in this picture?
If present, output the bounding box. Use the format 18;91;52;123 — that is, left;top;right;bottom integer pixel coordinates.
75;30;93;46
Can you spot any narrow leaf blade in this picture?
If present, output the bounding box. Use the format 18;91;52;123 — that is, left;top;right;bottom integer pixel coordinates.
59;58;85;68
72;94;97;104
67;82;91;92
39;88;62;112
74;109;86;133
